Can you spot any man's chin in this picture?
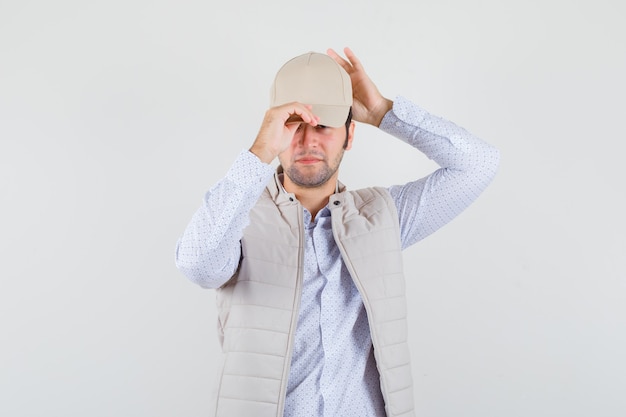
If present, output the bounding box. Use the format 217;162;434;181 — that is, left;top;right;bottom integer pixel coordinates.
284;162;339;188
287;172;331;188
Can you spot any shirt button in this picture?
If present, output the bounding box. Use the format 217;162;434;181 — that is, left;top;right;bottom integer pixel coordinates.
333;201;340;206
395;121;401;127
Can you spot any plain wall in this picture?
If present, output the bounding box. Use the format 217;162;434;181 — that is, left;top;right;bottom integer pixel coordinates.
1;0;624;416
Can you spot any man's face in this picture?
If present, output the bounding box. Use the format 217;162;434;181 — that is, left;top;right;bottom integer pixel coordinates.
278;121;354;190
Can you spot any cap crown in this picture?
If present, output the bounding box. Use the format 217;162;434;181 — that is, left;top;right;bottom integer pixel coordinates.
270;52;352;127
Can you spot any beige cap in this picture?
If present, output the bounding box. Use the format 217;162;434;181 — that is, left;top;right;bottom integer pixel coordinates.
270;52;352;127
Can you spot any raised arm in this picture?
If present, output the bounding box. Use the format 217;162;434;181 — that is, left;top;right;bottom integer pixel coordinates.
329;47;499;248
383;97;500;248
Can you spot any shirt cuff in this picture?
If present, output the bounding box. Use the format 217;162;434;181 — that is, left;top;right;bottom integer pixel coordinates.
379;96;428;139
225;149;276;191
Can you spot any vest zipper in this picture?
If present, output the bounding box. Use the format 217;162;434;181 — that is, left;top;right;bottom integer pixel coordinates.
276;203;304;417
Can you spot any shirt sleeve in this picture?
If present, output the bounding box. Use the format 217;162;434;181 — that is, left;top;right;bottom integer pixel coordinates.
379;96;501;249
175;150;275;288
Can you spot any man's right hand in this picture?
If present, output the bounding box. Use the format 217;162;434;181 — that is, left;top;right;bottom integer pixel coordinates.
249;102;320;164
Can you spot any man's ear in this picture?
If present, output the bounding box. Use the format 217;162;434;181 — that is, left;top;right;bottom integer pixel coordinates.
344;121;355;150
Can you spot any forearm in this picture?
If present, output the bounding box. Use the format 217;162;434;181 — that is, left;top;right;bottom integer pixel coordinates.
175;150;275;288
380;96;499;172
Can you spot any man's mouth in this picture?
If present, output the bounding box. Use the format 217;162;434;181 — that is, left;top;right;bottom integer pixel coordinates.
295;156;323;164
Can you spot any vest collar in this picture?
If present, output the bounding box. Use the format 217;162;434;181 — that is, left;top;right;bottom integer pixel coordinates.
269;165;347;206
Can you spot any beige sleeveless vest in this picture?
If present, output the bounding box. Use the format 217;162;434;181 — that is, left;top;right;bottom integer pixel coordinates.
212;174;415;417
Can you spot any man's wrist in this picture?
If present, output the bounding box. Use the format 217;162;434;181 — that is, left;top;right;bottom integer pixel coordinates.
373;98;394;127
249;145;275;165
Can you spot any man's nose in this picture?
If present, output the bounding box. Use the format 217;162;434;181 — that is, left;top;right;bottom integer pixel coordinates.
298;125;319;147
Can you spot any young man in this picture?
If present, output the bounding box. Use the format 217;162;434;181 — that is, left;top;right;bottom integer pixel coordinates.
175;47;500;417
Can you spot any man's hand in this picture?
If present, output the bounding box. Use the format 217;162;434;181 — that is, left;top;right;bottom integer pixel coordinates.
249;102;320;164
327;47;393;127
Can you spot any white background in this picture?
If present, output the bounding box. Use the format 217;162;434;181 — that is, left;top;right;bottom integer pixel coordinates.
1;0;625;416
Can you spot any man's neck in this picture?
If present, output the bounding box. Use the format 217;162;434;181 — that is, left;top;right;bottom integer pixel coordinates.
284;178;338;221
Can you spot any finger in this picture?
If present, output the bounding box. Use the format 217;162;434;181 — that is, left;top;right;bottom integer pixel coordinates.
284;103;319;126
343;47;363;71
326;48;353;73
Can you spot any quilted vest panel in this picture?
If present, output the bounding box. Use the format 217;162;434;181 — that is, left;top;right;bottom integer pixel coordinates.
212;176;415;417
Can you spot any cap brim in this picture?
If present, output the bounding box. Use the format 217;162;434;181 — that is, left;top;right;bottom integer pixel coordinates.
313;104;350;127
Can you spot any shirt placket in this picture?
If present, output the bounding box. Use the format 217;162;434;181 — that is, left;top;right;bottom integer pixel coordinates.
314;213;342;415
